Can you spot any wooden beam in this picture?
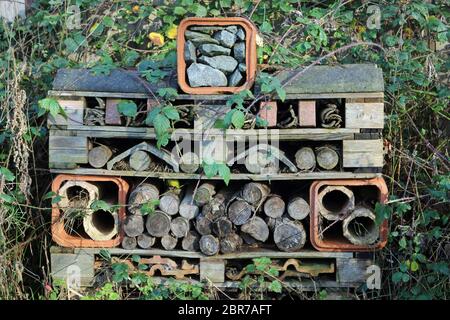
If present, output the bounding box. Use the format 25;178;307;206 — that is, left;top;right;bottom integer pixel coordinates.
343;139;384;167
345;102;384;129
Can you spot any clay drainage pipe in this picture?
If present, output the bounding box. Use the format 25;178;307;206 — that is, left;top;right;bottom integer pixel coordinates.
83;208;119;241
317;186;355;220
342;207;379;245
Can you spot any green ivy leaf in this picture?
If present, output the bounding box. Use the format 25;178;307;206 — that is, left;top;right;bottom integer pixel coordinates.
90;200;113;212
231;110;245;129
0;167;15;182
193;4;207;17
174;7;187;15
268;280;282;293
117;100;138;118
392;271;404;283
217;164;231;185
0;193;15;204
153;113;170;135
38;98;66;119
162;106;180;121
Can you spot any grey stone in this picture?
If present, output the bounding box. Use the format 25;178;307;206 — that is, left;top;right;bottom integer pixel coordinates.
236;27;246;40
226;26;238;34
190;37;220;46
198;55;238;74
199;43;231;56
233;42;246;62
213;30;236;48
185;30;219;45
184;41;196;64
238;63;247;73
187;63;227;87
228;69;243;87
189;26;224;33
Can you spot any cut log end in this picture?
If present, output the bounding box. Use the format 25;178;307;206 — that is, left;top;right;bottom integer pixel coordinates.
137;233;156;249
228;199;252;226
129;150;151;171
161;234;178;250
199;235;220;256
88;145;113;169
241;216;269;242
145;210;171;237
159;192;180;216
316;146;339;170
170;216;190;238
194;183;216;206
179;152;200;173
241;182;270;205
123;214;145;238
212;217;233;238
342;207;379;245
287;197;310;220
263;195;285;218
294;147;316;171
121;236;137;250
220;233;243;254
182;231;200;251
273;221;306;252
128;183;160;215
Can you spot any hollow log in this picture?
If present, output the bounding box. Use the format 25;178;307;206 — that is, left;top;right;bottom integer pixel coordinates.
182;230;200;251
179;185;200;220
317;186;355;220
161;234;178;250
58;180;99;214
241;216;269;242
294;147;316;171
220;233;243;254
263;195;285;218
195;212;213;235
228;199;253;225
287;196;310;220
137;233;156;249
159;191;180;216
83;204;119;241
170;216;190;238
273;221;306;252
179;152;200;173
199;235;220;256
129;150;151;171
88;145;113;169
342;207;379;245
123;214;145;237
194;182;216;206
128;183;160;215
122;236;137;250
316;146;339;170
241;182;270;206
145;210;171;237
212;216;233;238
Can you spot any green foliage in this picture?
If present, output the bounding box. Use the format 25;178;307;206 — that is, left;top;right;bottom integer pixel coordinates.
140;199;160;216
117;100;138;118
37;98;66;118
202;159;231;185
145;103;180;148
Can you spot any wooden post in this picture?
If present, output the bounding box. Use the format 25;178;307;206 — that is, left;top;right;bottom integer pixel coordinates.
159;191;180;216
241;182;270;206
228;199;252;226
129;150;151;171
287;197;310;220
179;185;200;220
316;145;339;170
199;235;220;256
123;214;145;237
241;216;269;242
294;147;316;171
179;152;200;173
273;221;306;252
258;101;277;127
194;182;216;206
182;230;200;251
170;216;190;238
122;236;137;250
298;100;316;127
128;183;159;215
145;210;171;237
161;234;178;250
220;233;243;254
137;233;155;249
88;145;113;169
263;195;285;218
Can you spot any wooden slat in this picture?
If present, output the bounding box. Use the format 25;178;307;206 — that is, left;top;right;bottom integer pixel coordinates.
49;126;358;141
49;136;88;150
345;102;384;129
49;149;88;164
49;168;381;180
200;259;225;283
47;98;86;127
343;139;384;167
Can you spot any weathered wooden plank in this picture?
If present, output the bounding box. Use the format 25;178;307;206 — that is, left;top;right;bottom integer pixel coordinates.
47;98;86;128
50;252;94;287
49;149;88;164
50;168;381;180
336;258;372;284
49;136;88;150
276;64;384;94
345;102;384;129
48;126;358;141
342;140;384;168
73;247;353;259
200;259;225;283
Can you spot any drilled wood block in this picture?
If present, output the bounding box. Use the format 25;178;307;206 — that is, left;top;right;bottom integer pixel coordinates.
298;100;316;127
258;101;277;127
105;98;122;125
345;102;384;129
342;140;383;168
47;98;86;127
200;259;225;283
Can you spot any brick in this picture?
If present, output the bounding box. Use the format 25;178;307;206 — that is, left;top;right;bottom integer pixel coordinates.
298;100;316;127
258;101;277;127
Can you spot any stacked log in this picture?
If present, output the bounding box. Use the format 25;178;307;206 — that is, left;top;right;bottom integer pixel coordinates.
121;182;310;254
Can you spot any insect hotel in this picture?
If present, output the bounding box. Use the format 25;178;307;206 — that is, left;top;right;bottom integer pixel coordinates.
48;17;387;293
